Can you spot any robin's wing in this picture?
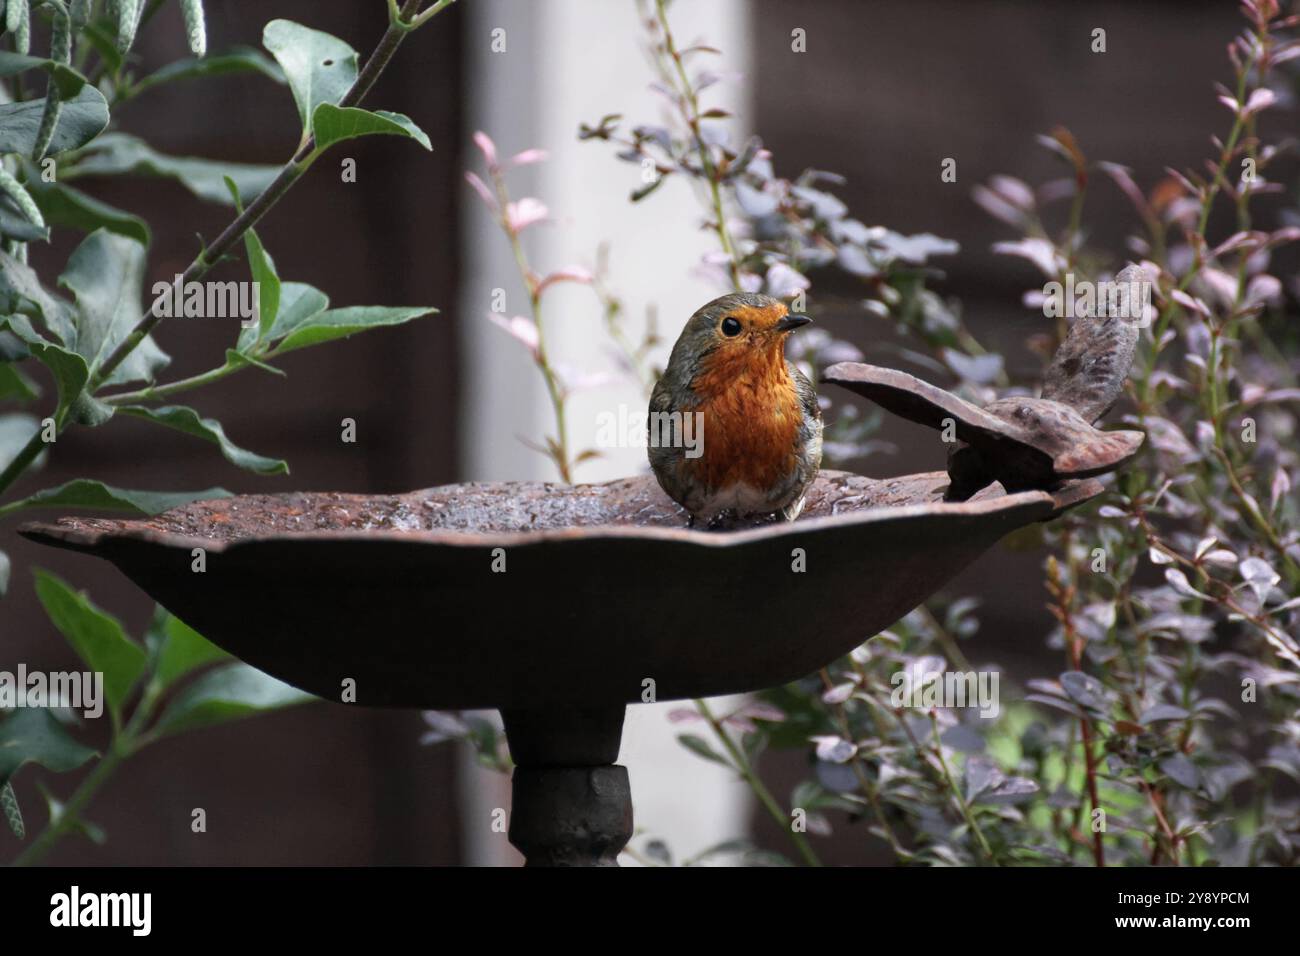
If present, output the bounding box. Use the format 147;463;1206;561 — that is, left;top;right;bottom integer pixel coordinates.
648;375;674;429
790;362;822;424
647;375;682;468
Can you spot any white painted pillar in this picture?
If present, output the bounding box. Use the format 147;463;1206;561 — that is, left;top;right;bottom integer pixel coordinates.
458;0;755;866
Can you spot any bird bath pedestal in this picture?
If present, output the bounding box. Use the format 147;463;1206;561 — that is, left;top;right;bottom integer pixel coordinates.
21;286;1146;865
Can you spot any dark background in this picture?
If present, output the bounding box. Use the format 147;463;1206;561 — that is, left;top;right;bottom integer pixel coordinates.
1;0;1268;864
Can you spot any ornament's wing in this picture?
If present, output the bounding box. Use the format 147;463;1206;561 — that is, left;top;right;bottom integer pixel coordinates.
1041;263;1146;422
821;362;1018;445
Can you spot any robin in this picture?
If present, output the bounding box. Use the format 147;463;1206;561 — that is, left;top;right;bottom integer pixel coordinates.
648;292;823;526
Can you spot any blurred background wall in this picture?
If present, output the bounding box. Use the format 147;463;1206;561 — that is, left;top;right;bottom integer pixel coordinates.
1;0;1267;865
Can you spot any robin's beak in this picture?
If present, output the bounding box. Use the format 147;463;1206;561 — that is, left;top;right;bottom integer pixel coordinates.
774;315;812;334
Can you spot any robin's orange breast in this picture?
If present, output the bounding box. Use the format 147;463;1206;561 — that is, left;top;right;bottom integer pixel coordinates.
684;348;802;492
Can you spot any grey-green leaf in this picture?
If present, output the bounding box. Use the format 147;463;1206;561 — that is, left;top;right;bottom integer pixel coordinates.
676;733;734;768
0;316;105;425
117;404;288;474
221;348;284;378
154;613;231;690
270;305;437;355
0;191;50;242
0;412;44;476
0;708;98;787
310;104;432;152
153;662;315;737
130;46;285;98
262;19;358;136
33;569;147;724
0;53;86;100
59;229;169;387
0;85;108;156
246;229;279;338
238;280;327;352
0;249;77;343
226;178;281;339
27;177;151;245
0;362;39;401
0;479;228;517
69;133;281;206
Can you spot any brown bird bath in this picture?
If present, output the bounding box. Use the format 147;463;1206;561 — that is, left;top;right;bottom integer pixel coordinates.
20;276;1147;865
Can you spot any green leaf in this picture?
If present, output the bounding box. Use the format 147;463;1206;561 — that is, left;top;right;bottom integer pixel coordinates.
262;20;358;136
59;229;170;387
0;192;50;243
78;19;124;77
0;362;39;401
33;570;148;723
26;178;150;245
69;133;281;206
0;85;109;156
224;177;280;339
0;330;29;360
153;662;315;737
0;479;228;517
35;780;106;845
0;316;108;426
0;52;88;100
130;46;285;98
0;250;77;343
270;305;437;355
1;779;23;837
221;348;284;378
118;404;287;474
310;104;431;153
237;280;327;352
245;230;279;338
676;733;735;769
0;708;97;787
1;412;43;473
154;614;231;690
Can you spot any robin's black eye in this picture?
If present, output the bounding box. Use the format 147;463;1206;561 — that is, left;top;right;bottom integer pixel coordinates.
720;317;742;337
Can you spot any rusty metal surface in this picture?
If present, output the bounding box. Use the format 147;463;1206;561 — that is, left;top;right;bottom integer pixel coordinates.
822;362;1144;495
19;470;1096;709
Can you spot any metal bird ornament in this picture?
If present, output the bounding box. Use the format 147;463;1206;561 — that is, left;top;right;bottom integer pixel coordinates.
824;264;1149;500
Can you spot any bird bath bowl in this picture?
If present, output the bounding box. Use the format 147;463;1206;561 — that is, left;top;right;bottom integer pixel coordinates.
19;274;1147;865
18;472;1108;864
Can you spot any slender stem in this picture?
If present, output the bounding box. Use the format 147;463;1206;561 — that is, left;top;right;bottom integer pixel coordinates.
12;679;160;867
12;745;125;866
694;698;822;867
1137;54;1252;408
499;205;572;483
928;713;996;864
0;410;58;495
816;669;910;861
104;362;249;406
1050;545;1106;867
653;0;741;290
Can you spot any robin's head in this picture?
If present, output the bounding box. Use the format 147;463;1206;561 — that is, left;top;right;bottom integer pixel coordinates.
669;292;811;381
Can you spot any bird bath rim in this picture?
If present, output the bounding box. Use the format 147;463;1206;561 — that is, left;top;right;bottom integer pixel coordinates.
19;474;1082;556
